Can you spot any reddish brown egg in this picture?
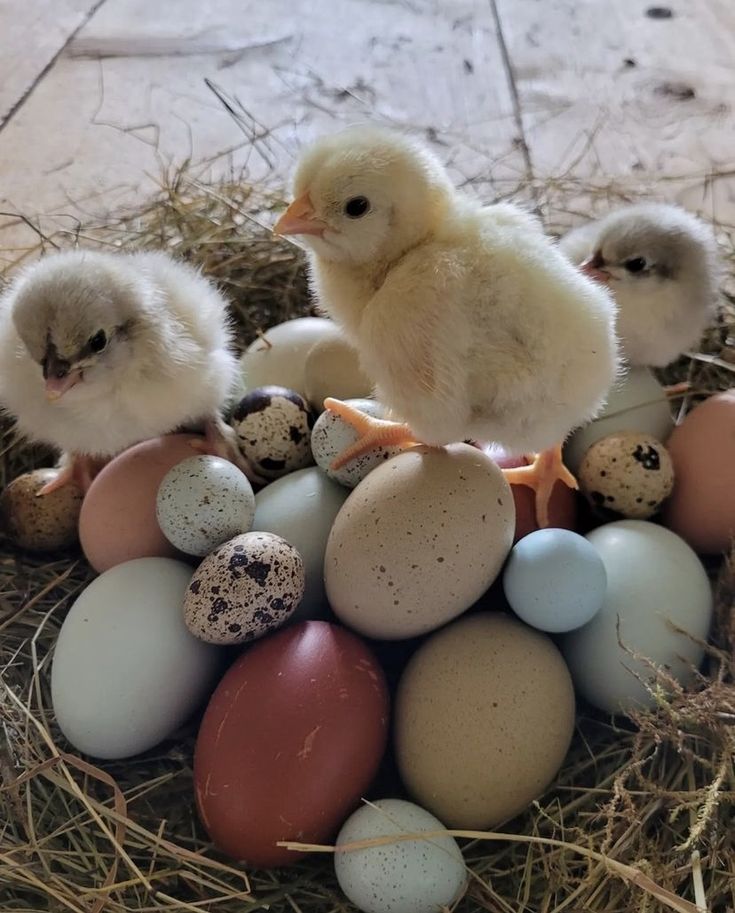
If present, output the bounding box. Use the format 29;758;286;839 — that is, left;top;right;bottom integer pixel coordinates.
194;621;389;867
663;390;735;554
79;434;203;573
493;452;578;542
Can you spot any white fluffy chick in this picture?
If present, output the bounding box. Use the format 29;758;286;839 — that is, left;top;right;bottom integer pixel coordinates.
559;203;719;367
274;126;619;526
0;248;247;494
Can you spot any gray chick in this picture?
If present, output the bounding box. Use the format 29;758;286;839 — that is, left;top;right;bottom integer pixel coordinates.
559;203;719;367
0;248;254;494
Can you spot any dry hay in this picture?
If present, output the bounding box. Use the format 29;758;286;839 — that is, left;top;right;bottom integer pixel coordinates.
0;167;733;913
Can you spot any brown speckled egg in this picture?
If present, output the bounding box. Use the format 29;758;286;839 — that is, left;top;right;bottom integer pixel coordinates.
231;386;315;480
0;469;83;552
184;531;305;644
578;432;674;519
325;444;514;640
395;613;575;828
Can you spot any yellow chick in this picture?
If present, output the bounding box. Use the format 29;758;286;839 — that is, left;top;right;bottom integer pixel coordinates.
275;126;620;526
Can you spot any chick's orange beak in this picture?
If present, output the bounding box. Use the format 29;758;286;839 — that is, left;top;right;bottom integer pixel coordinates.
273;192;327;238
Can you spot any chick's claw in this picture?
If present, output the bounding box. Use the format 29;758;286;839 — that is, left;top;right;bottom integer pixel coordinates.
37;454;107;496
501;445;578;529
324;397;419;470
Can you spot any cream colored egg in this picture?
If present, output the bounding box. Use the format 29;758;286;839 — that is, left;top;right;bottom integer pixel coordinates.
0;469;83;552
578;432;674;519
395;613;575;829
324;444;514;639
239;317;342;398
564;366;673;474
304;335;373;412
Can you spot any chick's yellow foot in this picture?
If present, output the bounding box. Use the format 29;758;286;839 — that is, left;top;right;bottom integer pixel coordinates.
501;445;578;528
37;454;107;496
324;397;419;470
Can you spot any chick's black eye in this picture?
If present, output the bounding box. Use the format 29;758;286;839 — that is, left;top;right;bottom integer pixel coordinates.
344;196;370;218
89;330;107;353
624;257;647;274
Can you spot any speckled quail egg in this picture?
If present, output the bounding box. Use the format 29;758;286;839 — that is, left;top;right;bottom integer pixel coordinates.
335;799;467;913
231;386;315;481
578;432;674;519
311;398;404;488
0;469;83;552
183;531;305;644
156;456;256;557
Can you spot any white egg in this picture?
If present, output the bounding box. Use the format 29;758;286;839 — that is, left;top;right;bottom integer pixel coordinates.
562;520;713;714
239;317;342;398
156;455;255;557
335;799;467;913
311;398;403;488
564;366;674;474
253;467;349;620
51;558;221;759
304;334;374;411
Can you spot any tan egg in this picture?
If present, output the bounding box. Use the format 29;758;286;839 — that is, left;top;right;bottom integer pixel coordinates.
304;335;373;411
0;469;83;552
325;444;514;640
395;613;575;828
578;432;674;519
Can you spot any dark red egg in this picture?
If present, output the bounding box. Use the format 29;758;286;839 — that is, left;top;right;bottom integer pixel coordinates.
193;621;389;867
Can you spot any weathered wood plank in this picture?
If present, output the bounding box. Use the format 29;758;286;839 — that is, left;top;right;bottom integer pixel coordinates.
0;0;524;259
0;0;104;126
494;0;735;224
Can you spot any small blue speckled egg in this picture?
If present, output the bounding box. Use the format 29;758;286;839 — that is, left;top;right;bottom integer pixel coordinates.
156;455;255;557
311;398;403;488
335;798;467;913
503;528;607;633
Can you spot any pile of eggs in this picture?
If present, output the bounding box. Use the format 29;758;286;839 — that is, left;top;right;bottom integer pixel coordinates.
1;315;732;913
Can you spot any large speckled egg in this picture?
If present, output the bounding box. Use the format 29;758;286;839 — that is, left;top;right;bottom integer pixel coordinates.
578;432;674;520
231;386;315;480
311;398;404;488
663;391;735;554
304;334;373;411
183;531;305;644
564;367;673;474
0;469;83;552
562;521;713;714
253;467;349;620
325;444;514;640
239;317;342;398
194;621;389;867
335;799;467;913
156;456;255;556
51;558;221;759
79;434;203;573
395;613;575;828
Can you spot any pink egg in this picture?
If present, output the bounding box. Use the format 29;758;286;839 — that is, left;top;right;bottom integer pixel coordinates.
79;434;204;573
663;390;735;554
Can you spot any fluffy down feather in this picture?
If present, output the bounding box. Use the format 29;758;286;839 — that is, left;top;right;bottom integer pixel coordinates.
0;249;238;458
560;203;719;367
280;126;620;455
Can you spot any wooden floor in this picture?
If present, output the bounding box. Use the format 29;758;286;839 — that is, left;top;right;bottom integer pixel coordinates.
1;0;734;262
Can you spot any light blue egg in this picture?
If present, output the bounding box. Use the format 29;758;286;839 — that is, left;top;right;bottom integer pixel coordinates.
503;528;606;633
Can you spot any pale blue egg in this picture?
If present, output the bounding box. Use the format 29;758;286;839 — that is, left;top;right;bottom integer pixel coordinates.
503;528;606;633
